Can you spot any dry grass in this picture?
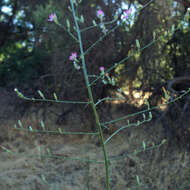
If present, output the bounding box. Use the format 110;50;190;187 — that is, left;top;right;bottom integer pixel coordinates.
0;102;190;190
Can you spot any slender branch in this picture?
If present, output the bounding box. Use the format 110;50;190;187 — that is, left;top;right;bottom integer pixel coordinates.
70;1;111;189
102;88;190;126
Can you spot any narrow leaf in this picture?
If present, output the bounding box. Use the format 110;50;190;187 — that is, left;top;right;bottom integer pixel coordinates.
136;175;141;185
80;15;84;23
37;146;41;153
136;39;140;49
149;112;152;119
142;141;146;150
145;99;150;109
162;139;167;144
41;174;48;184
162;86;169;100
171;24;175;33
46;148;52;156
29;126;33;132
18;120;23;128
38;90;45;99
40;120;45;130
66;19;70;30
153;31;156;40
1;146;12;153
58;128;63;134
53;92;58;101
92;20;97;26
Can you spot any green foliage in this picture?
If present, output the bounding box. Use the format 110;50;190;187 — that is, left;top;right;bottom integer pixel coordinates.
0;47;49;87
166;27;190;76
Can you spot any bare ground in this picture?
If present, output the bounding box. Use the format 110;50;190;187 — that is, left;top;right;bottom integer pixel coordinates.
0;108;190;190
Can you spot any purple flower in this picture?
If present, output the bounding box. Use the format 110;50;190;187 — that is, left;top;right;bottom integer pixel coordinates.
97;10;104;18
123;8;132;19
48;13;56;22
100;66;104;71
69;52;77;61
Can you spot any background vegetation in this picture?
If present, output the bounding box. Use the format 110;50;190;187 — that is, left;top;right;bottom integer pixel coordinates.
1;0;190;142
1;1;190;189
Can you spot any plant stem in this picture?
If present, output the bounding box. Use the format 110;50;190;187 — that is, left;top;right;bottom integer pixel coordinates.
70;1;110;189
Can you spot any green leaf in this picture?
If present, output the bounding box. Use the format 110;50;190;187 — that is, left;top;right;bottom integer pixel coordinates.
40;120;45;130
117;88;123;93
92;20;97;26
102;79;108;85
136;175;141;185
136;39;140;49
145;99;150;109
162;87;169;100
66;19;70;31
162;139;167;144
111;77;115;86
18;120;23;128
142;140;146;150
58;128;63;134
114;15;118;20
14;88;24;98
73;0;77;6
29;126;33;132
149;112;152;119
153;31;156;40
38;90;45;99
3;146;12;153
80;15;84;23
41;174;48;184
46;148;51;156
171;24;175;33
37;146;41;153
53;92;58;101
68;6;72;12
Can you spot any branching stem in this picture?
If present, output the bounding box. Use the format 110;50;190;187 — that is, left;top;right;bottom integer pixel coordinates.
70;1;110;189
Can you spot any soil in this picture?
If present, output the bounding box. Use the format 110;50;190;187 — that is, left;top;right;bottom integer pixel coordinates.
0;88;190;190
0;113;190;190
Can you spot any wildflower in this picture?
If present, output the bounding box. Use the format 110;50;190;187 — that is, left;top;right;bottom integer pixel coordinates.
97;10;104;18
123;8;132;19
48;13;56;22
69;52;77;61
100;66;104;71
69;52;80;70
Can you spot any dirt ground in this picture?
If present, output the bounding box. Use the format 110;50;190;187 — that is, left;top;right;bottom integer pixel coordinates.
0;87;190;190
0;106;190;190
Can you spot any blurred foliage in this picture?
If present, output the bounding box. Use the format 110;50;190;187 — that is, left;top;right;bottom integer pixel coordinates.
0;0;190;104
165;26;190;77
0;47;49;87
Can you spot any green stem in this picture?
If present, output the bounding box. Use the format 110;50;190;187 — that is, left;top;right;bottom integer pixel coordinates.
70;1;110;189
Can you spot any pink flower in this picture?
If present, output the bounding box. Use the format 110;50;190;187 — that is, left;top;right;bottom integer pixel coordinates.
48;13;56;22
69;52;77;61
123;8;132;19
97;10;104;18
100;66;104;71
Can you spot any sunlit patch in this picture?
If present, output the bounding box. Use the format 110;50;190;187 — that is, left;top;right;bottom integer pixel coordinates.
1;6;12;15
104;88;152;107
130;90;152;107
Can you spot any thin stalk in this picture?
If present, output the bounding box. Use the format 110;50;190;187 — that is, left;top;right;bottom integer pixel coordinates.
70;1;110;189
